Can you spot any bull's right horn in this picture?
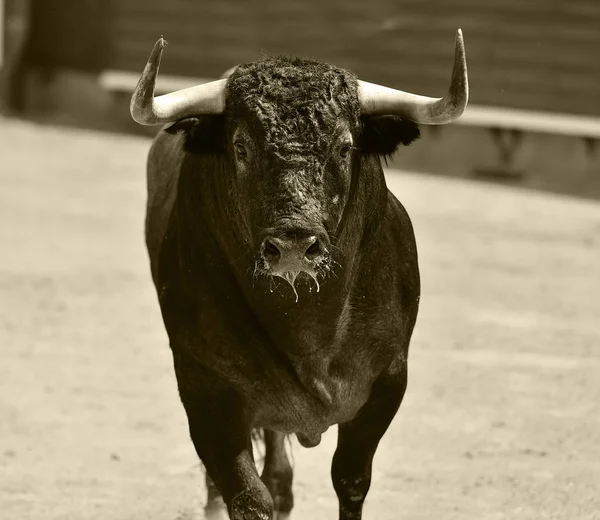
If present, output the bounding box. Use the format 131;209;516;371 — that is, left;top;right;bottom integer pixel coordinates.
358;29;469;124
130;37;227;126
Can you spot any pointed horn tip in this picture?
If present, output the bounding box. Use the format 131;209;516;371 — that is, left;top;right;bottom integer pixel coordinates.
454;29;467;75
147;36;167;56
142;36;167;65
455;29;465;50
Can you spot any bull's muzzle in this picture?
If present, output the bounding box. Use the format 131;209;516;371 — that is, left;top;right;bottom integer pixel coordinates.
256;228;333;299
261;234;325;273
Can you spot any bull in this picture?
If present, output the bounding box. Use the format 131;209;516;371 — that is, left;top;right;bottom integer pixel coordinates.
130;30;468;520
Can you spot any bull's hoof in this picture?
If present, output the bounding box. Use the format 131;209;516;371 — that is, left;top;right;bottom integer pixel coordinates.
230;487;273;520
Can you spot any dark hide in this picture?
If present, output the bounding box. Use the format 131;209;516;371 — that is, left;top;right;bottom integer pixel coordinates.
146;56;420;520
359;115;420;156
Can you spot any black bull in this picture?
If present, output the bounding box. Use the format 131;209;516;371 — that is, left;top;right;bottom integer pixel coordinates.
139;33;467;520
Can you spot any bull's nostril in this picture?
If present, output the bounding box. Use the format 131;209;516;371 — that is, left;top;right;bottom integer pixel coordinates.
304;237;323;260
262;239;281;263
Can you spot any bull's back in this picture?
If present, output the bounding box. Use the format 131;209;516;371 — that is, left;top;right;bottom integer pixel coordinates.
145;128;185;285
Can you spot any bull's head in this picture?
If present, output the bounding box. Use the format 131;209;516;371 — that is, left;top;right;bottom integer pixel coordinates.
131;31;468;299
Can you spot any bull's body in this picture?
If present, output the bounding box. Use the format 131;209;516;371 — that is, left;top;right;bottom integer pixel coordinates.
146;116;419;519
147;125;419;441
135;31;467;520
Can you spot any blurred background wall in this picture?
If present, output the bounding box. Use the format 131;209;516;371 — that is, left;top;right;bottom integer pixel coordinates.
24;0;600;116
2;0;599;197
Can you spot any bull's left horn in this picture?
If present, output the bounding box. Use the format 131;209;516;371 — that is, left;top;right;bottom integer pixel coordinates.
130;37;227;125
358;29;468;124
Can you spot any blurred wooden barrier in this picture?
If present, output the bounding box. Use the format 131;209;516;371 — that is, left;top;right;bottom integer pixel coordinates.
99;70;600;181
458;106;600;180
99;70;211;96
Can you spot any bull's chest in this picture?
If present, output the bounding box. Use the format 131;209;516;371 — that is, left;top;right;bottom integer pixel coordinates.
182;285;399;445
252;349;375;446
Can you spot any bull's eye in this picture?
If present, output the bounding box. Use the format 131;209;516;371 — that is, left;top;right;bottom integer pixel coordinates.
339;144;352;158
235;142;248;159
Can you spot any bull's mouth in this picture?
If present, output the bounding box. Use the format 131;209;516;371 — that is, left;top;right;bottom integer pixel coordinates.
274;269;321;298
253;256;332;302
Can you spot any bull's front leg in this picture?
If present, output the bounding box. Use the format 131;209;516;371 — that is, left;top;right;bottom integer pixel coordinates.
201;429;293;520
181;393;273;520
331;369;407;520
174;359;273;520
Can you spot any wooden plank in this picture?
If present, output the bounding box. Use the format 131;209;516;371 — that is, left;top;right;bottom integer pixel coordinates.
98;70;212;95
459;106;600;139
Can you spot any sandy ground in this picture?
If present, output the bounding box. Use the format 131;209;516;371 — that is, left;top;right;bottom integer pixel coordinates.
1;116;599;520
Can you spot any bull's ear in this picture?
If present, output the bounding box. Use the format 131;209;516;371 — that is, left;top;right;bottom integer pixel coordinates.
165;115;226;154
359;115;420;156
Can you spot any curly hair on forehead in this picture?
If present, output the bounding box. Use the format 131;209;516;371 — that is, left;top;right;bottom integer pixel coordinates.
226;56;360;163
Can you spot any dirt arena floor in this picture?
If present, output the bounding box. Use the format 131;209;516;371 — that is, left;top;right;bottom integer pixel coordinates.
1;116;599;520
